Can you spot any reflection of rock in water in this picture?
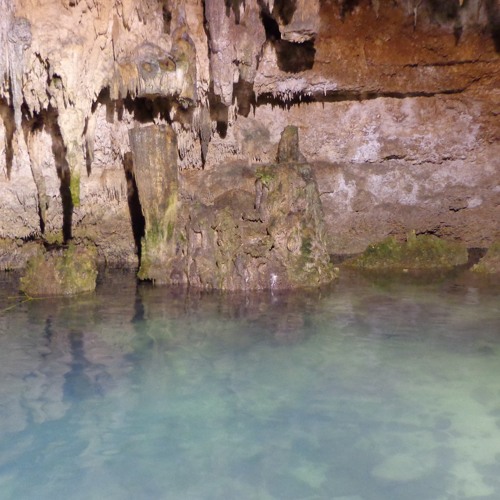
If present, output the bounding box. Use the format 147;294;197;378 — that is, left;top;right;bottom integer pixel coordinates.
63;330;120;401
137;283;325;348
64;330;95;401
0;313;70;435
274;312;305;345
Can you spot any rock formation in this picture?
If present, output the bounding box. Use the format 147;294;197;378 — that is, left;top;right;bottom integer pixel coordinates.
20;242;98;296
0;0;499;283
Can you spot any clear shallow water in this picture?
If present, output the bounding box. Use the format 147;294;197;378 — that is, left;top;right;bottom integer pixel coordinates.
0;270;499;500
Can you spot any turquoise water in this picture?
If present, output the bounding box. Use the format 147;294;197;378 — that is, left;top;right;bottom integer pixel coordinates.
0;270;499;500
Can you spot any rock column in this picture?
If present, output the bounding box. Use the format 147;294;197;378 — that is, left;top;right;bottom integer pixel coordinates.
129;124;182;284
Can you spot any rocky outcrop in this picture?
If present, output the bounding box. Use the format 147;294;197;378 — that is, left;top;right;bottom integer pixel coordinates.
0;0;498;283
132;124;335;290
344;232;468;271
20;242;98;296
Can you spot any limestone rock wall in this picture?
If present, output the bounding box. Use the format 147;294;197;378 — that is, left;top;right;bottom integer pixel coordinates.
0;0;499;269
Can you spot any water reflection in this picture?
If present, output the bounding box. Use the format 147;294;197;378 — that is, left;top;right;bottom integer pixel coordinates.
0;270;499;499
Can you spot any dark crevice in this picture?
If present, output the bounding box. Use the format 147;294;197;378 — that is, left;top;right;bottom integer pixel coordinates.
22;111;46;234
161;0;172;34
340;0;362;20
255;87;467;109
275;39;316;72
208;93;229;138
453;23;463;45
485;0;500;52
225;0;245;23
428;0;459;22
261;9;281;41
274;0;297;25
260;7;315;73
123;152;145;262
467;247;488;266
383;154;406;161
123;96;173;124
49;111;73;242
233;79;256;117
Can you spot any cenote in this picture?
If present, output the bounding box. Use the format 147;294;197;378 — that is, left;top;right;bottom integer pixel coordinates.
1;270;499;500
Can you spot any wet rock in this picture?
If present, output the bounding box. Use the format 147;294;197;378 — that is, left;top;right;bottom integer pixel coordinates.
20;242;98;296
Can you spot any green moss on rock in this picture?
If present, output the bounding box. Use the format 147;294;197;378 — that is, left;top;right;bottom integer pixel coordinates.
472;241;500;274
70;171;80;207
256;166;276;187
345;233;468;270
20;243;98;296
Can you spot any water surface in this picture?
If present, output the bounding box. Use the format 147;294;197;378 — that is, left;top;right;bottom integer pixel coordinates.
1;270;499;500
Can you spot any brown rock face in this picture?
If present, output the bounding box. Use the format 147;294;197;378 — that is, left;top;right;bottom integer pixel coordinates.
0;0;499;281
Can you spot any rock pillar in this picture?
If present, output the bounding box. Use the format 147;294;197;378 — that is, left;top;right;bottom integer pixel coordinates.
129;124;182;283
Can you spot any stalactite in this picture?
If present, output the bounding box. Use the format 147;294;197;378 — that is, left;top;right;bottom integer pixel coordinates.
84;110;98;171
172;121;203;170
26;129;48;233
0;0;14;98
193;105;212;165
7;17;32;130
57;107;86;208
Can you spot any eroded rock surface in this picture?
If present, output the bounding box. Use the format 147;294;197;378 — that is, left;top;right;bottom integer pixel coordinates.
0;0;498;280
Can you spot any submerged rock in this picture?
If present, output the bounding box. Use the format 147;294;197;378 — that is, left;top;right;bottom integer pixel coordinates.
471;241;500;274
371;452;435;483
20;242;97;296
344;232;468;270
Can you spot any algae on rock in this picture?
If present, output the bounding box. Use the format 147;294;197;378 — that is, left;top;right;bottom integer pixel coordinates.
20;242;98;296
344;232;468;270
